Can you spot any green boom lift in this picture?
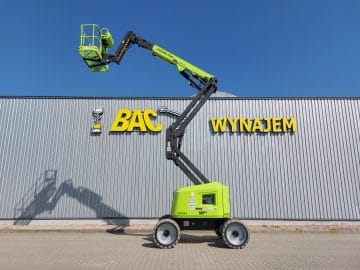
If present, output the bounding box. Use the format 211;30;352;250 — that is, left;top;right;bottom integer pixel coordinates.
78;24;249;249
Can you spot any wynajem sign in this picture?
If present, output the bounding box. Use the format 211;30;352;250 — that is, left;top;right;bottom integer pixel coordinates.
210;117;296;133
108;109;296;133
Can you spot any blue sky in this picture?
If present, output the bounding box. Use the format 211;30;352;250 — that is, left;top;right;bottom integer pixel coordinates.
0;1;359;97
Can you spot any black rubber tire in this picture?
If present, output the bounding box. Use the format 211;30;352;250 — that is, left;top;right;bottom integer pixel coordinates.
153;218;180;249
215;227;222;237
222;219;249;249
215;220;227;237
159;214;172;220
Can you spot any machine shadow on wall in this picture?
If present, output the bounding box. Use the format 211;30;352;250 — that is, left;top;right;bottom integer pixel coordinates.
13;170;128;226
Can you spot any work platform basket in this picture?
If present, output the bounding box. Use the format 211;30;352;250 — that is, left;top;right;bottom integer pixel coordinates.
78;24;114;72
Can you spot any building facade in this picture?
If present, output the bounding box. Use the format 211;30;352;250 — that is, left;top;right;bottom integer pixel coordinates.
0;97;359;221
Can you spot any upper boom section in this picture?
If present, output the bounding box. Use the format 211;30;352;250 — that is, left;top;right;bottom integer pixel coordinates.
114;31;215;83
78;25;214;83
151;45;214;83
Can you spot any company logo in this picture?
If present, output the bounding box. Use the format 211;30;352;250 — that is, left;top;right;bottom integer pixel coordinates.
210;117;296;133
110;109;162;132
91;107;104;133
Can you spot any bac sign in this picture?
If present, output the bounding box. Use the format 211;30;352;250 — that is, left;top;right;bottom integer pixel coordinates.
110;109;162;132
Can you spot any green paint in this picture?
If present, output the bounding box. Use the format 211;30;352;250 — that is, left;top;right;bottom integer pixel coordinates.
78;24;114;72
152;45;214;82
171;182;230;219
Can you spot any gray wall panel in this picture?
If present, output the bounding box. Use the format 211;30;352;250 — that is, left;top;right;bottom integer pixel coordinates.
0;97;359;221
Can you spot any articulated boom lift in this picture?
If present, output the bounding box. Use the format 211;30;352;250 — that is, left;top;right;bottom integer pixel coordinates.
78;24;249;249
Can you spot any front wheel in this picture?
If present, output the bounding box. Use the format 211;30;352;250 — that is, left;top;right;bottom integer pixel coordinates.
222;219;249;249
153;218;180;249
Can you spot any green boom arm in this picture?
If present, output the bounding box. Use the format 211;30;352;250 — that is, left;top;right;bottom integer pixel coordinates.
79;28;218;185
109;31;214;85
151;45;213;82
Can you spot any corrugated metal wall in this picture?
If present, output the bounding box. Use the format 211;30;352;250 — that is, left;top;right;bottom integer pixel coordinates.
0;97;359;221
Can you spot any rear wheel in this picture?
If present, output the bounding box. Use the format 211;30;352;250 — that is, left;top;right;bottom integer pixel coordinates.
153;218;180;249
222;219;249;249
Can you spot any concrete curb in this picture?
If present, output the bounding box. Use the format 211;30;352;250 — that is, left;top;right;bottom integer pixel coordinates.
1;220;360;233
0;224;153;233
245;220;360;232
